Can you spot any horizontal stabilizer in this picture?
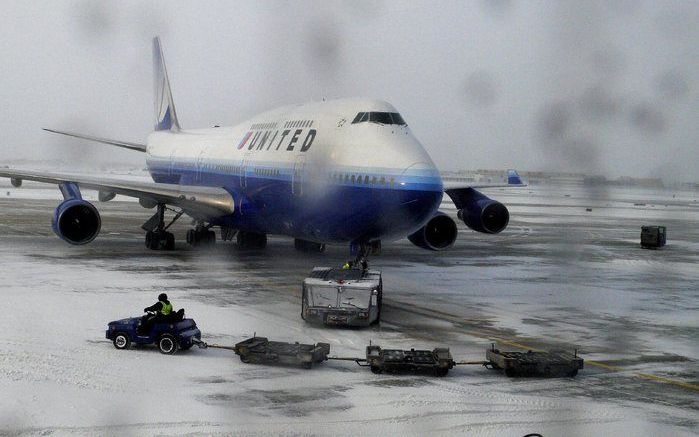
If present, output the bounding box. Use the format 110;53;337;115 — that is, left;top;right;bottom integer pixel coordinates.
43;128;147;152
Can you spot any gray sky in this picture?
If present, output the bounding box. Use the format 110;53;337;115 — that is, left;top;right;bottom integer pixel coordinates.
1;1;697;181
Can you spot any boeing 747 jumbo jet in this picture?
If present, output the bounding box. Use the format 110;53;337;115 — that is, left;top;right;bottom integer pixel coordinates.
0;38;523;254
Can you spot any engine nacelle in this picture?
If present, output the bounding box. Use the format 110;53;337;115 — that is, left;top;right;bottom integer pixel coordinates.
407;212;458;251
456;189;509;234
52;199;101;245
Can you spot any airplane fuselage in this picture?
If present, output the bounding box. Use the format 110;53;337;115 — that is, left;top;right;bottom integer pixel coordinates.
145;98;443;244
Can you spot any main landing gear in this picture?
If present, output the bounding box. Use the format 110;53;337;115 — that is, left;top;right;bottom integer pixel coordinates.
142;204;183;250
186;224;216;247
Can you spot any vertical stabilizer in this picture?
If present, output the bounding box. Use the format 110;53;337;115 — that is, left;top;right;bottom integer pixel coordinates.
153;37;181;131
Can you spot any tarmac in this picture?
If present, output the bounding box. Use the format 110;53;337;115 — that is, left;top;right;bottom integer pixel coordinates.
0;180;697;435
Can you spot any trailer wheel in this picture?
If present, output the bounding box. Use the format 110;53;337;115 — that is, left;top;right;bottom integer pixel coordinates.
157;334;177;355
370;365;383;374
113;332;130;350
239;354;250;363
505;368;516;377
434;368;449;377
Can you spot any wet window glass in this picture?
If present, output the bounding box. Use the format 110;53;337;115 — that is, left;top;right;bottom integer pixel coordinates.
390;113;406;125
352;112;407;125
369;112;392;125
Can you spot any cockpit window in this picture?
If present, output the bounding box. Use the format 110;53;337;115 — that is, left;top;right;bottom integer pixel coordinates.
351;111;407;126
390;113;406;125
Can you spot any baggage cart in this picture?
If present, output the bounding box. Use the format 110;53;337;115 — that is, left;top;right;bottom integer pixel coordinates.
234;336;330;369
486;346;583;377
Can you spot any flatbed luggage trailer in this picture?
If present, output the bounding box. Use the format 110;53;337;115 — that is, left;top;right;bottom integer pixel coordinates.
233;336;330;369
641;225;666;249
361;345;455;376
486;346;583;377
199;336;583;379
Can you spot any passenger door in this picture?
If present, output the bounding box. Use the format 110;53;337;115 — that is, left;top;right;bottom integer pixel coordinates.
240;151;253;191
292;154;306;196
195;147;209;184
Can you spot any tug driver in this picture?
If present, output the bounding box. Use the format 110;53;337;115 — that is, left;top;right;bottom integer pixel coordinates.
138;293;173;334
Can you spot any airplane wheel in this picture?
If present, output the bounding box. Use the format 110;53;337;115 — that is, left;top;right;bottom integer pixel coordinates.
186;229;195;245
165;232;175;250
205;230;216;245
145;231;162;250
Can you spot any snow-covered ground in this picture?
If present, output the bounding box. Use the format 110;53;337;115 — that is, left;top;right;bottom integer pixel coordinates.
0;178;697;435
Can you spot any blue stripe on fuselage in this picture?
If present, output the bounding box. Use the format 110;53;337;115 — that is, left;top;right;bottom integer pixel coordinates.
147;159;443;243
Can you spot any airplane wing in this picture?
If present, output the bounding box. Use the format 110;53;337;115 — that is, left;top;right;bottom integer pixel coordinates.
442;169;526;191
43;128;147;152
0;168;234;220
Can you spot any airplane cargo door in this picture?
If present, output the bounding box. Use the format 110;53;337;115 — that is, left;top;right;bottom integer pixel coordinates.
240;151;253;191
195;147;209;184
292;155;305;196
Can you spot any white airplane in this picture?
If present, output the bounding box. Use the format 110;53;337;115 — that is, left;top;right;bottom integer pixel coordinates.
0;37;523;255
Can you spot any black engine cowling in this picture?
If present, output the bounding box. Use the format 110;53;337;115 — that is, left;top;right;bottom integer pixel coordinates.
456;189;509;234
407;212;458;251
52;199;101;245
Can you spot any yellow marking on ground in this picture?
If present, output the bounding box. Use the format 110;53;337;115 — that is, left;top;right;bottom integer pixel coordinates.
636;373;699;392
585;360;623;371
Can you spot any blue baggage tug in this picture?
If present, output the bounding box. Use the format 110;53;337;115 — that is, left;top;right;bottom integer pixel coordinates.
106;314;202;354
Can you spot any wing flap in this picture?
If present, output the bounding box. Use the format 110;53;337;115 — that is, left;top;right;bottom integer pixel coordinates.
0;168;233;220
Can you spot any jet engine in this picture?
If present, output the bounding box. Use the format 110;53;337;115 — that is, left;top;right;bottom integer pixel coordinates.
407;212;458;251
52;199;101;245
456;189;509;234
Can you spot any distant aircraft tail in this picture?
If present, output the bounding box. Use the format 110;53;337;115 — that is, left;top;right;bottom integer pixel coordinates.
507;169;523;185
153;37;180;131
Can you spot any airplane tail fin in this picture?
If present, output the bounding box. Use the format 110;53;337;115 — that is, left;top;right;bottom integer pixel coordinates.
507;169;523;185
153;37;180;132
